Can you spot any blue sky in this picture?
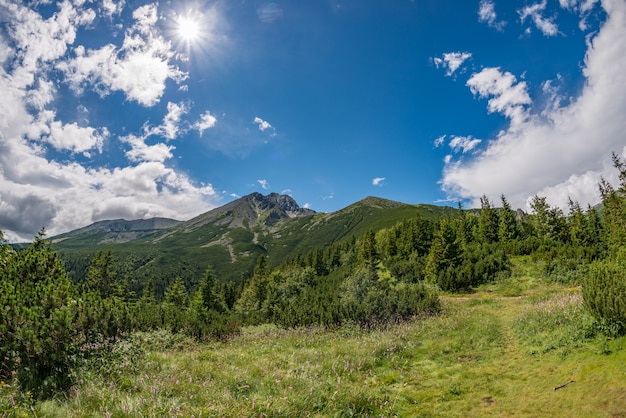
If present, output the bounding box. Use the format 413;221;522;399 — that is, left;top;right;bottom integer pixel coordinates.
0;0;624;241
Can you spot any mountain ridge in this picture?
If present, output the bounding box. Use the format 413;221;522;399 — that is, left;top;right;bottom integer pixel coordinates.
50;193;457;294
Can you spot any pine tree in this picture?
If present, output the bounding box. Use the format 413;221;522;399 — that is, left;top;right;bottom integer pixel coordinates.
529;195;567;242
198;265;226;313
1;230;80;393
584;204;603;251
425;218;462;284
498;194;519;242
477;195;499;243
359;230;379;267
85;249;116;298
598;153;626;253
567;198;586;246
164;277;189;307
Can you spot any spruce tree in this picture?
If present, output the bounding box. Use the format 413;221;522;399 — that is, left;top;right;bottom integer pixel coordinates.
164;277;189;307
85;249;116;298
477;195;499;243
498;194;519;242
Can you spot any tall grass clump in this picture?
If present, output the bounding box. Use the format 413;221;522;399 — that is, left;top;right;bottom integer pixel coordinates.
513;292;596;355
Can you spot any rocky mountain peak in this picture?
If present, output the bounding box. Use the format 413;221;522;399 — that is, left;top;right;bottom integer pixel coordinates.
248;192;316;220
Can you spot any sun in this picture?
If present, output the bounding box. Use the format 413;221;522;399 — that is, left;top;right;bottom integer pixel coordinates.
177;15;201;43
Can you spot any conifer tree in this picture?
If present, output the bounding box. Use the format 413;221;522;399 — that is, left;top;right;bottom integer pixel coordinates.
0;230;80;393
85;249;116;298
529;195;568;242
359;229;379;267
164;277;189;307
234;255;270;313
567;198;586;246
456;202;470;246
498;194;519;242
477;195;499;243
425;217;462;284
598;153;626;253
198;265;226;313
584;204;603;251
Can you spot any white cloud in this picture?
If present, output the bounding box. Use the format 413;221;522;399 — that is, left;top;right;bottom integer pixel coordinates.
194;111;218;135
372;177;386;186
254;116;273;132
147;101;188;140
478;0;506;30
253;116;277;138
466;67;531;128
121;134;174;163
59;3;187;106
441;0;626;212
102;0;125;18
434;52;472;77
0;1;220;241
518;0;559;37
31;110;107;154
448;136;482;153
5;0;95;79
558;0;600;30
119;101;191;161
433;135;446;147
257;179;270;190
0;130;218;241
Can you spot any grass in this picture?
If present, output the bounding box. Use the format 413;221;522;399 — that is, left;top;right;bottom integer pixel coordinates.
4;256;626;417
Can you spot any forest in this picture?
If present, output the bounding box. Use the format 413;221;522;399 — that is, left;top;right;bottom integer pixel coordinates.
1;154;626;412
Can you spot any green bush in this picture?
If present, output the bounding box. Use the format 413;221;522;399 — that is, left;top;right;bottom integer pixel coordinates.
0;235;80;396
582;258;626;335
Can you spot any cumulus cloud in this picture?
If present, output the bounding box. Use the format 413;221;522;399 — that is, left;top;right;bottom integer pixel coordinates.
441;0;626;212
433;52;472;77
466;67;531;128
194;111;218;135
478;0;506;30
120;134;174;163
4;0;96;78
120;102;190;162
0;1;220;241
372;177;386;186
59;3;187;106
102;0;125;18
144;101;189;140
518;0;559;37
36;110;109;154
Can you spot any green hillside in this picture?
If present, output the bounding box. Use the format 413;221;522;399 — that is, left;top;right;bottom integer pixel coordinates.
53;194;457;295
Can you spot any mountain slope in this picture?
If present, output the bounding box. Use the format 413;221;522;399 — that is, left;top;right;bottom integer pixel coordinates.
51;218;180;248
53;193;457;295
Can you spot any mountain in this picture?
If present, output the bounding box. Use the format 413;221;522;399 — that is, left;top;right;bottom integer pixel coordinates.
52;193;457;296
169;192;316;233
51;218;181;248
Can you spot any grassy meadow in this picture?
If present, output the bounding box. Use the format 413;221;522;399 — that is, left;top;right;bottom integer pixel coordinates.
3;255;625;417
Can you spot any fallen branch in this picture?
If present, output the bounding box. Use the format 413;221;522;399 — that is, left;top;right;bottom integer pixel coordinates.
553;379;575;390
